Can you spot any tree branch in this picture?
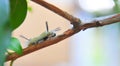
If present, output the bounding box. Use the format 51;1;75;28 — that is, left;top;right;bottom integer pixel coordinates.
31;0;81;28
31;0;81;22
80;14;120;30
6;0;120;62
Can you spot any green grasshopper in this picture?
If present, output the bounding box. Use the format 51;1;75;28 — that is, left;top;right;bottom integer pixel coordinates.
20;22;60;46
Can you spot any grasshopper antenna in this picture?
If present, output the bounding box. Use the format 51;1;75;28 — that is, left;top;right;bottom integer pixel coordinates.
20;35;30;41
46;21;49;32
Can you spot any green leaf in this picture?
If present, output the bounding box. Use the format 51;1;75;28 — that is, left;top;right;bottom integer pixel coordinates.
0;0;10;66
10;0;27;30
8;37;23;55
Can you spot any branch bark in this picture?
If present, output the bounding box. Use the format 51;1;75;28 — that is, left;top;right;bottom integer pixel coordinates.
6;0;120;61
31;0;81;24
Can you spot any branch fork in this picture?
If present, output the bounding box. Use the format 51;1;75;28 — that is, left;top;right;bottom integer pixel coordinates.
6;0;120;61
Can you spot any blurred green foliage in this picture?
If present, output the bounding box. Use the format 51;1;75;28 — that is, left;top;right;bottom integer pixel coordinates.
0;0;27;66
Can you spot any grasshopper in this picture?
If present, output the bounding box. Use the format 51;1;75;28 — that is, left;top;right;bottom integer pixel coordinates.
20;22;60;46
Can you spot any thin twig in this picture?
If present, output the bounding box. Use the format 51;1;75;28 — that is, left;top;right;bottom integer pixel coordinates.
80;14;120;30
31;0;81;27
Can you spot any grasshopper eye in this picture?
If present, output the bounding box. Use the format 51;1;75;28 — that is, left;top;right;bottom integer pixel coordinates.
51;33;56;37
49;27;60;38
48;32;56;38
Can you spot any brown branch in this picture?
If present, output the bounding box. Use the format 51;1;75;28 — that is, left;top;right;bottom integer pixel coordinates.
80;14;120;30
31;0;81;27
6;0;120;62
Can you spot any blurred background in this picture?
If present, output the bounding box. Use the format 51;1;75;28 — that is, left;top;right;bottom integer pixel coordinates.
6;0;120;66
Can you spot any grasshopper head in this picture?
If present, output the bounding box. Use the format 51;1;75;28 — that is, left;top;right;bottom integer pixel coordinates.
49;32;56;37
48;27;60;38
